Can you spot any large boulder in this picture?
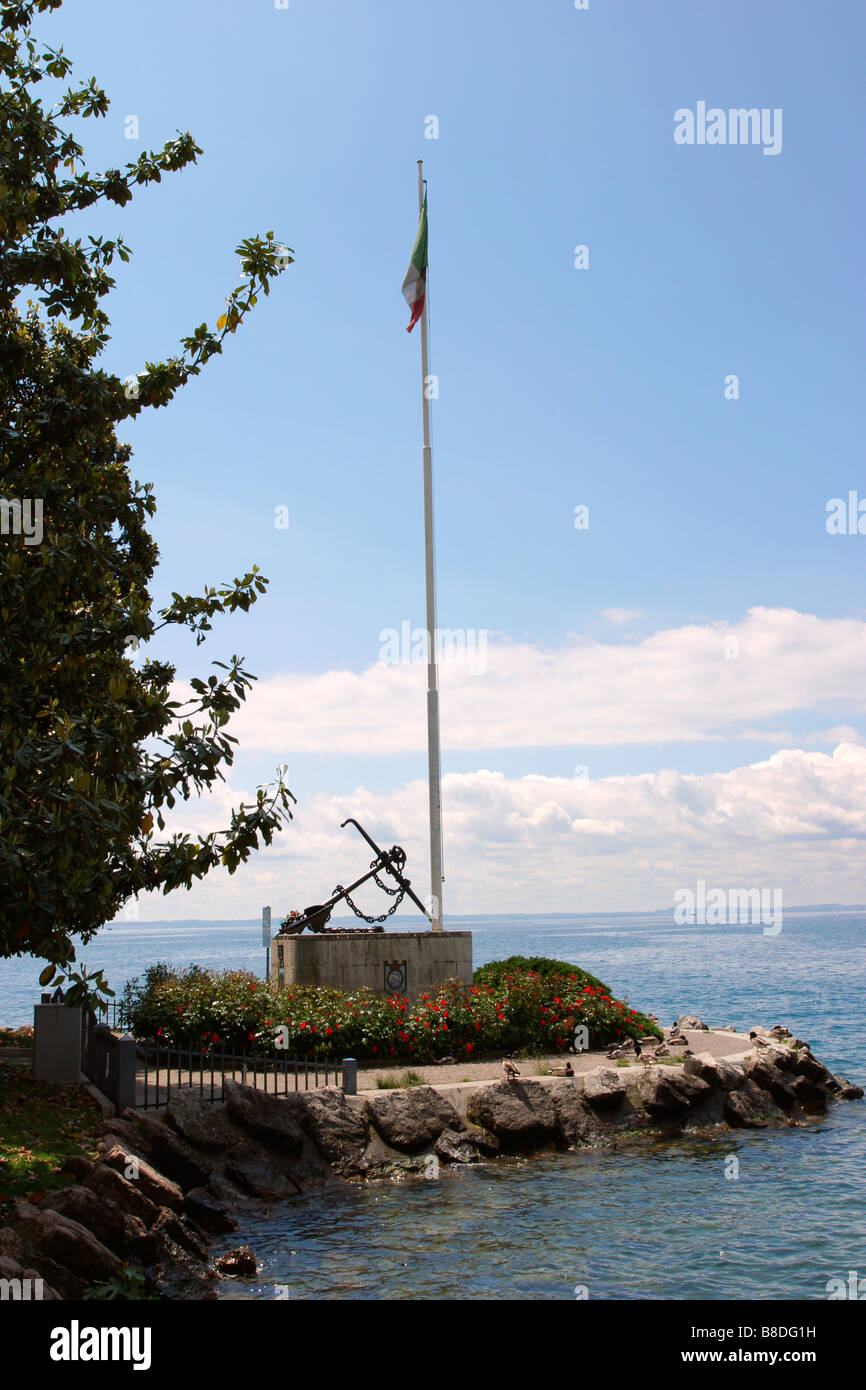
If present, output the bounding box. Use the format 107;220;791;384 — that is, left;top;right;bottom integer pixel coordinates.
365;1086;463;1152
638;1068;711;1117
467;1080;557;1150
747;1060;797;1110
224;1138;303;1201
166;1091;238;1151
183;1187;239;1235
99;1140;184;1212
222;1080;305;1155
39;1186;128;1259
794;1051;836;1088
83;1161;161;1227
134;1113;213;1191
460;1124;500;1155
723;1079;781;1128
789;1075;827;1113
149;1207;209;1262
292;1088;369;1166
553;1084;609;1146
434;1129;484;1164
684;1052;746;1091
9;1200;124;1286
582;1069;627;1111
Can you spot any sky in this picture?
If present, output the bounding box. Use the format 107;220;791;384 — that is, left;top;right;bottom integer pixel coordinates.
32;0;866;920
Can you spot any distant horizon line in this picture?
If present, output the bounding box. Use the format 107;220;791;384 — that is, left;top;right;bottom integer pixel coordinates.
109;903;866;926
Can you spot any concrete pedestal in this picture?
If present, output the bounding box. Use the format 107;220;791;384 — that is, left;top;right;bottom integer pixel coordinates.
33;1004;83;1084
270;930;472;998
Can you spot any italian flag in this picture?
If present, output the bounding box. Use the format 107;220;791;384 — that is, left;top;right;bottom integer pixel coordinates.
402;194;428;333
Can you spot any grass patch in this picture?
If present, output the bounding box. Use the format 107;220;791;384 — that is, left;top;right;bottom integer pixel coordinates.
616;1059;632;1068
376;1070;424;1089
0;1060;101;1203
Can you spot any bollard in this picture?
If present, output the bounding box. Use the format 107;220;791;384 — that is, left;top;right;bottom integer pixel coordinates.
342;1057;357;1096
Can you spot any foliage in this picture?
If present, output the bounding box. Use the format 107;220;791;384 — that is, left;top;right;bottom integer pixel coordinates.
0;0;295;965
38;960;115;1013
0;1024;34;1046
0;1057;101;1201
376;1070;424;1089
119;958;662;1061
474;956;608;992
83;1267;158;1301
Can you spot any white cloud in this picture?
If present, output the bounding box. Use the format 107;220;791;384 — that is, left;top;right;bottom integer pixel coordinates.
600;608;642;626
222;607;866;754
134;743;866;918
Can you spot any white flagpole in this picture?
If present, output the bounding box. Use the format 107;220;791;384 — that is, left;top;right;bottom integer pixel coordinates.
417;159;444;933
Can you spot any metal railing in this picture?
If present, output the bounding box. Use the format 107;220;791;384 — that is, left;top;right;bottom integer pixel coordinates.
81;1008;356;1111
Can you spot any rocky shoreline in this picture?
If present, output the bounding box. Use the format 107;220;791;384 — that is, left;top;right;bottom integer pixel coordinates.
1;1020;861;1299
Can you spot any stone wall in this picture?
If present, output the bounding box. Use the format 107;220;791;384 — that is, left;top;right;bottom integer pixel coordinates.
269;930;473;998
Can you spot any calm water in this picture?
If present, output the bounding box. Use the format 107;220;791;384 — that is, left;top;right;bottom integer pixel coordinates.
2;909;864;1300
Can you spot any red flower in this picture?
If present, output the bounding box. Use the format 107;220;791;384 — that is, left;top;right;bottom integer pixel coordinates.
372;1044;378;1053
248;1032;255;1042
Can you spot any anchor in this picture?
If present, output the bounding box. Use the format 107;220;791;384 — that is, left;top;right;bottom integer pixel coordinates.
279;818;431;935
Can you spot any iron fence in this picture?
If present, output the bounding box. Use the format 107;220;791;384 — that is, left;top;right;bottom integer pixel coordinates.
81;1006;355;1111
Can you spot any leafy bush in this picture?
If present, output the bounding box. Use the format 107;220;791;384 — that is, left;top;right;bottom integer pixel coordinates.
474;956;608;992
119;958;661;1060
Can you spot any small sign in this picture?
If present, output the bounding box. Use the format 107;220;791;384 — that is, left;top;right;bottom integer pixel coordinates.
384;960;408;994
262;906;272;945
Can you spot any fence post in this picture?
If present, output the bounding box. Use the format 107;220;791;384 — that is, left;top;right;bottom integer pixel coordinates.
115;1034;138;1114
342;1057;357;1096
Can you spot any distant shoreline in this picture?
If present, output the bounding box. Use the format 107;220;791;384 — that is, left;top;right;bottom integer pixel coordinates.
105;904;866;927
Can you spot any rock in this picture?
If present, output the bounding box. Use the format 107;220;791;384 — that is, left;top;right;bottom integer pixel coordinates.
59;1155;95;1182
224;1138;303;1201
0;1255;59;1299
723;1080;781;1128
365;1086;463;1152
149;1207;209;1262
747;1060;797;1110
183;1187;239;1235
150;1231;218;1300
167;1091;238;1150
222;1079;305;1155
215;1245;258;1279
100;1141;184;1212
467;1080;558;1150
9;1200;124;1285
292;1088;369;1166
553;1084;608;1147
83;1161;161;1227
684;1052;746;1091
676;1016;709;1031
764;1045;798;1073
794;1052;835;1087
134;1113;213;1191
459;1124;500;1155
39;1186;128;1259
837;1081;864;1100
434;1129;483;1164
639;1069;711;1116
99;1117;143;1148
789;1076;827;1113
582;1069;627;1111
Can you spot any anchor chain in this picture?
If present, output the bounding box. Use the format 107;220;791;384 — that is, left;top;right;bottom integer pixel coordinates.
333;847;409;924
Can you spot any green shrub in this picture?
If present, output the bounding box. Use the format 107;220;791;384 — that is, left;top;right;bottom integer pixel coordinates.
474;956;608;992
118;957;661;1061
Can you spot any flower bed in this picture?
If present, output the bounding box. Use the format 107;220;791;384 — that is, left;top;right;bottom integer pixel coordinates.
120;959;661;1062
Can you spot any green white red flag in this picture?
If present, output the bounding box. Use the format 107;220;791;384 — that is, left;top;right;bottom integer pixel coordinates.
402;194;428;333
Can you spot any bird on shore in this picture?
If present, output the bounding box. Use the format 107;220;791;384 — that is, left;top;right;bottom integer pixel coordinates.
502;1058;520;1080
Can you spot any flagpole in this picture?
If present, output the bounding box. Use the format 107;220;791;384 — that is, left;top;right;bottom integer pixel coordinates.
417;159;444;933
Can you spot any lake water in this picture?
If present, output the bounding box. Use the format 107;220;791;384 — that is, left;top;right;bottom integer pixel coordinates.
2;909;864;1300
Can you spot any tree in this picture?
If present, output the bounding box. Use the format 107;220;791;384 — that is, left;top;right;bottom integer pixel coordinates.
0;0;295;967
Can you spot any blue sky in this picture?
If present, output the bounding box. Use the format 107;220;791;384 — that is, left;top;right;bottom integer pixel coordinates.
34;0;866;917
